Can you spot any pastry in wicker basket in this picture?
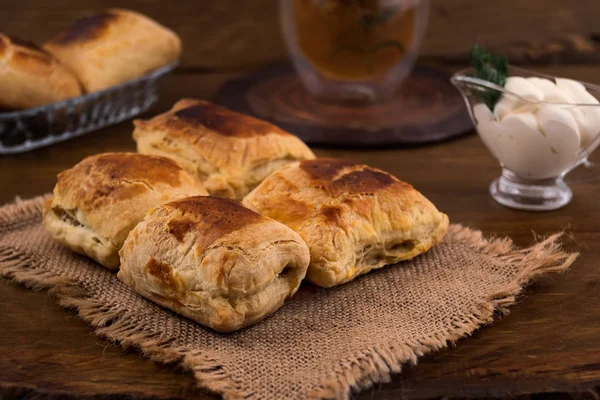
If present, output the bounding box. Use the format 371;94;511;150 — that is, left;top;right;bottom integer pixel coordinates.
44;9;181;92
0;33;82;109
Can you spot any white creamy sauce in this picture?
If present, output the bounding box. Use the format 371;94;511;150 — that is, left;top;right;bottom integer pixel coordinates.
474;76;600;179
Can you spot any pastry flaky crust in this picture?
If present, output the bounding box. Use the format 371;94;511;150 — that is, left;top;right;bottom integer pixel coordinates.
0;34;82;109
44;9;181;92
43;153;208;269
133;99;316;200
118;196;310;332
243;159;450;288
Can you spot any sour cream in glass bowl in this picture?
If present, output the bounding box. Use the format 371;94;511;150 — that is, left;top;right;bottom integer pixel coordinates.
451;67;600;211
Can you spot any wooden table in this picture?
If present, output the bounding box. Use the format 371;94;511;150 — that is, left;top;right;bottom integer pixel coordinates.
1;65;600;399
2;1;600;397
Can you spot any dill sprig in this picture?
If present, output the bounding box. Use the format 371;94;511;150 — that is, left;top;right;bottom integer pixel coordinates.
469;45;508;110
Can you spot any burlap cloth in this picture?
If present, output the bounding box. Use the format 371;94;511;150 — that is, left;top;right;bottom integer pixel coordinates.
0;196;578;400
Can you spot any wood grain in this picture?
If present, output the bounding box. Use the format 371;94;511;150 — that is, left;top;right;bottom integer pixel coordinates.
424;0;600;59
217;63;472;146
1;65;600;399
0;0;599;69
2;0;600;397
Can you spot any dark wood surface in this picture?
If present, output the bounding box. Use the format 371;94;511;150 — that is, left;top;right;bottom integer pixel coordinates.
2;0;600;397
1;66;600;399
1;0;599;69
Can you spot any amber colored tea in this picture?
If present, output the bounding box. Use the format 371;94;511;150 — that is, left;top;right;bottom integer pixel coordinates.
294;0;415;81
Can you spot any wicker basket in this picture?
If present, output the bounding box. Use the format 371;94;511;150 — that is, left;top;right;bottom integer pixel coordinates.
0;64;176;154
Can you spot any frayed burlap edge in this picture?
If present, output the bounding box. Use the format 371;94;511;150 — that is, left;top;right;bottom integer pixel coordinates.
0;246;250;399
309;225;578;400
0;196;579;400
0;196;251;400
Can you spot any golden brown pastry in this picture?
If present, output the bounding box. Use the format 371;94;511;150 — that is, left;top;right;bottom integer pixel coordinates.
44;9;181;92
43;153;207;269
242;159;449;288
0;33;81;109
133;99;316;199
118;196;310;332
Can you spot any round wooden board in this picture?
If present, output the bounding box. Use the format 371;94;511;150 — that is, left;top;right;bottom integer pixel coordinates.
216;63;473;147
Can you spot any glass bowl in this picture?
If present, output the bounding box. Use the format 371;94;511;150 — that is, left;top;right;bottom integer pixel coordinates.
451;66;600;211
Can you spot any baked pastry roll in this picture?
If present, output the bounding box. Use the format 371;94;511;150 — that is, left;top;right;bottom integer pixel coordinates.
0;34;81;109
133;99;316;199
118;196;310;332
44;9;181;92
243;159;449;288
43;153;207;269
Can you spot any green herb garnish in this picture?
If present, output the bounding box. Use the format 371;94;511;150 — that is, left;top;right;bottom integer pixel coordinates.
469;45;508;110
329;6;404;74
